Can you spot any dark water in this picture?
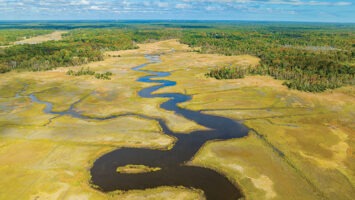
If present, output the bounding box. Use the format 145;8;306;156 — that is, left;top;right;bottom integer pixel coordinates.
90;55;249;200
26;55;249;199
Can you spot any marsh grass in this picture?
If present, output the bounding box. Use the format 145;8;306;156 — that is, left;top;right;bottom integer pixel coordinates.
0;39;353;200
116;165;161;174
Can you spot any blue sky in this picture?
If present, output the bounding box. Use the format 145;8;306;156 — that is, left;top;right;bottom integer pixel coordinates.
0;0;354;22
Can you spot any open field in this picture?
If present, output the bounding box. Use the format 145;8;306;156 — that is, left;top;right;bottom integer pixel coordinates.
0;31;67;49
13;31;67;45
0;29;53;47
0;39;354;199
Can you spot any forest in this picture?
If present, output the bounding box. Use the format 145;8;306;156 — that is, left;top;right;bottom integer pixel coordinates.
180;25;354;92
0;28;178;73
0;22;354;92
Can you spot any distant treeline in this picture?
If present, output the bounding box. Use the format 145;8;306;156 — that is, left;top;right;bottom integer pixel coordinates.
0;29;179;73
181;27;355;92
0;23;354;92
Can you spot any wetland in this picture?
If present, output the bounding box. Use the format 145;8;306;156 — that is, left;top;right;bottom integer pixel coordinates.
0;22;354;200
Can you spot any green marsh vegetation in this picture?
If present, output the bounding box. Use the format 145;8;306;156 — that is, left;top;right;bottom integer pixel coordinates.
66;67;95;76
116;165;161;174
94;72;113;80
66;67;113;80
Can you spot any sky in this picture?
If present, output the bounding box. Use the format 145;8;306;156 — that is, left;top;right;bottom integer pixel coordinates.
0;0;354;22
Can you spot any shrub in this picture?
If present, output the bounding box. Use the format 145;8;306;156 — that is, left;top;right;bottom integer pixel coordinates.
66;67;113;80
0;63;10;73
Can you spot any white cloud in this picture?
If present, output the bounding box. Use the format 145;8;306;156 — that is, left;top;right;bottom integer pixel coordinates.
175;3;191;9
0;0;353;21
334;1;352;6
89;5;107;11
267;0;352;6
156;2;169;8
205;5;224;11
70;0;90;6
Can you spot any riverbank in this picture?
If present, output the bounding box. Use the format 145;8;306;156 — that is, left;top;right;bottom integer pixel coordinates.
0;39;353;199
147;40;354;200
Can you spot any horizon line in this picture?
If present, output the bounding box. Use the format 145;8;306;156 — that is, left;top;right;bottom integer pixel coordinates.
0;19;354;24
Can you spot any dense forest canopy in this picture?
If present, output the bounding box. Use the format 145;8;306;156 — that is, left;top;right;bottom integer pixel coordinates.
181;27;354;92
0;21;354;92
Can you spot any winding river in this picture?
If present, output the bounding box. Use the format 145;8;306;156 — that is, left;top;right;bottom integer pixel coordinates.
91;55;249;200
29;55;249;200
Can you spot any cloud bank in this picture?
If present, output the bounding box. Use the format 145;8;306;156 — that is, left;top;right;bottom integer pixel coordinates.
0;0;353;22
